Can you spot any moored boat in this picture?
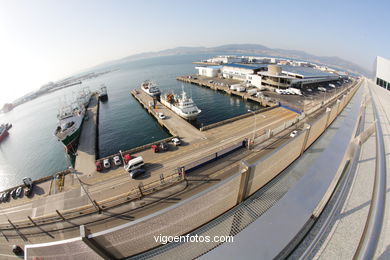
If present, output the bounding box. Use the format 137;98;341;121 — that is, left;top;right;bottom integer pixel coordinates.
141;80;161;97
99;85;108;101
54;102;85;154
0;124;9;143
160;88;201;120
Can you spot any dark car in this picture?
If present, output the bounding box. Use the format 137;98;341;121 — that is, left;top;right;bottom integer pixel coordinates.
25;186;33;198
3;191;10;201
10;189;17;199
159;141;168;151
130;168;146;179
0;193;4;202
12;245;24;256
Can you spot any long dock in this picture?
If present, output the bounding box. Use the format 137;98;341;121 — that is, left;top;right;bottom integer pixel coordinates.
176;75;277;107
131;90;206;143
74;94;99;176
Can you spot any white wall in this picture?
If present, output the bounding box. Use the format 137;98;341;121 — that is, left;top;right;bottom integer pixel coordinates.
222;66;252;81
376;56;390;83
196;67;219;77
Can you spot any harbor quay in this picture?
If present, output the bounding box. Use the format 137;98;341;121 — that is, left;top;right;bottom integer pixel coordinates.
0;92;301;238
0;72;358;257
177;75;278;107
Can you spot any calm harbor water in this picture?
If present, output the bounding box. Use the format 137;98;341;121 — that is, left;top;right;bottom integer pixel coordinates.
0;54;260;190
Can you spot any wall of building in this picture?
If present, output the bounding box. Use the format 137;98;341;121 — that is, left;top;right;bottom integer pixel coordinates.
375;56;390;90
222;66;253;80
196;67;220;77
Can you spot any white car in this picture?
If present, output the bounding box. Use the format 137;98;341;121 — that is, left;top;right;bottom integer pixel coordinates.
172;137;181;146
103;159;111;169
16;187;23;197
113;156;122;166
158;113;166;119
290;130;298;138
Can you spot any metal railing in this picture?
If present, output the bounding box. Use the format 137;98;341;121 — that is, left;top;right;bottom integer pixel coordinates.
354;85;387;260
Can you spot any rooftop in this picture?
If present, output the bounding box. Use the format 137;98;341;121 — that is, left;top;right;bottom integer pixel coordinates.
223;63;268;70
281;65;336;78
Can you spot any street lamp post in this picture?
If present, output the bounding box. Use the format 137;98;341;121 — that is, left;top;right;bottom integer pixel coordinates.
248;109;257;141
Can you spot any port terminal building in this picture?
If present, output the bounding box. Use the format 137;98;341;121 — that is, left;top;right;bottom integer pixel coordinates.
196;62;341;90
375;56;390;90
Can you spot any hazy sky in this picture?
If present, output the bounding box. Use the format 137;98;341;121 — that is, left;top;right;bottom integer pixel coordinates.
0;0;389;106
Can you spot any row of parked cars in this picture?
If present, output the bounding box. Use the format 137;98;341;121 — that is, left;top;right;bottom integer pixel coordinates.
0;177;33;203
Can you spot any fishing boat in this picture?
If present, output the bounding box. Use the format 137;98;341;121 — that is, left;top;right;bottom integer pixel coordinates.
160;88;201;120
141;80;161;97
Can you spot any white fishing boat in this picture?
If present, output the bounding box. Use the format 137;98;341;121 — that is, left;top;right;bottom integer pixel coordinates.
160;88;201;120
141;80;161;97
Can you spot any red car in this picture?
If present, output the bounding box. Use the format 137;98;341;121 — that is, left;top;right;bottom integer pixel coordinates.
123;154;132;164
96;161;102;172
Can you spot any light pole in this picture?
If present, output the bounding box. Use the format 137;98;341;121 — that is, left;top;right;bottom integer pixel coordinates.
248;109;257;141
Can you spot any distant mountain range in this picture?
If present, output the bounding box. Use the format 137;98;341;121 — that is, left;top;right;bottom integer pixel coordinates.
104;44;370;77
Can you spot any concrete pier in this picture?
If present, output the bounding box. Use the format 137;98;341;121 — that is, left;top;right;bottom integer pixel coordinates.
176;75;277;107
131;89;206;142
74;94;99;176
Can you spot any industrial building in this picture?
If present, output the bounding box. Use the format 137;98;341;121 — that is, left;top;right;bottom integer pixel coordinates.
195;61;342;90
374;56;390;90
196;65;221;77
221;63;267;81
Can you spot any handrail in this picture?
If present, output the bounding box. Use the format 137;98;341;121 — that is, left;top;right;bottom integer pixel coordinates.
354;84;387;260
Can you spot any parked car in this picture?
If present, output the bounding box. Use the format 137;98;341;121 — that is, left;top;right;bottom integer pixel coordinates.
103;159;111;169
159;141;168;151
0;193;4;202
151;144;159;153
23;177;33;188
25;187;33;198
158;112;166;119
16;187;23;197
113;156;122;166
172;137;181;146
123;154;132;164
12;245;24;256
11;189;17;199
96;161;102;172
290;130;298;138
129;168;146;179
3;191;10;201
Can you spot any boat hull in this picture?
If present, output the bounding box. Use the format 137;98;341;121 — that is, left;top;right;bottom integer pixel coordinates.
0;130;9;143
60;122;83;154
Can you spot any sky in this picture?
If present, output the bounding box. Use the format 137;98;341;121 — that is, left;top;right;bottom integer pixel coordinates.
0;0;389;106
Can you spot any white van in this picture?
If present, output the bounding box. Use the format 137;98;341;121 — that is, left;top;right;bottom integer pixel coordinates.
124;156;144;172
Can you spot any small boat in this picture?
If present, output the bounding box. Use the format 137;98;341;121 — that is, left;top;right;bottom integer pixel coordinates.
141;80;161;97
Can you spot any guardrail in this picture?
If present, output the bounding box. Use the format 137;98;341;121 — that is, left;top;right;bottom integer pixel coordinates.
354;85;387;259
